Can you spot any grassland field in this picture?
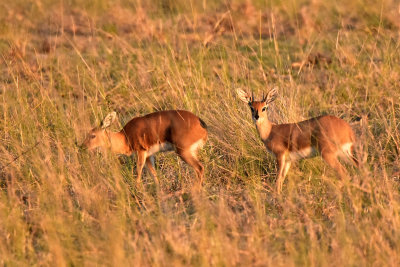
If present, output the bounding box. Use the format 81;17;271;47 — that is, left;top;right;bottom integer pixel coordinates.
0;0;400;265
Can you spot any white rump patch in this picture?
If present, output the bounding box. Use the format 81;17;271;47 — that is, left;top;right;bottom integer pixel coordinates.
190;139;205;157
147;142;174;156
288;147;317;161
337;142;353;159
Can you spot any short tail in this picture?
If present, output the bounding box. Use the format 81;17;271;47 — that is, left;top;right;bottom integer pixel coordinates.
199;118;207;130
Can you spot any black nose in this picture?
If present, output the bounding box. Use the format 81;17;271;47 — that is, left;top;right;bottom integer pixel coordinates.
254;114;259;120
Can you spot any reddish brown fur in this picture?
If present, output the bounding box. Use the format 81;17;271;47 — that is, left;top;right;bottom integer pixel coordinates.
265;115;355;156
238;88;358;193
82;110;208;185
122;110;207;154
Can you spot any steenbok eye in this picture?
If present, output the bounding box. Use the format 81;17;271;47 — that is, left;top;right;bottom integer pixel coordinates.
262;107;267;112
90;135;96;139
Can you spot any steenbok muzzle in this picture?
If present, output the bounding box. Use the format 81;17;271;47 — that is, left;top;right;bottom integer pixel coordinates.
82;110;208;185
237;88;359;193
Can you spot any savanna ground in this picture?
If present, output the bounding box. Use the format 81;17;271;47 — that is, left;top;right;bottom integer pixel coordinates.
1;0;400;265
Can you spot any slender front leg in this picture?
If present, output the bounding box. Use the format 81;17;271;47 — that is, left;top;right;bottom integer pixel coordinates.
283;161;291;179
146;156;159;186
136;150;147;183
275;153;287;194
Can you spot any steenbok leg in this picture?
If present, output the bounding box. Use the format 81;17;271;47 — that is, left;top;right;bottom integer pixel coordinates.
283;161;291;179
177;149;204;184
321;151;347;179
275;153;288;194
136;151;147;183
146;156;159;185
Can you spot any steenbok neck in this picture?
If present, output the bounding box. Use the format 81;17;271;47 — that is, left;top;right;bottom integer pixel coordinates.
108;131;131;155
255;118;274;141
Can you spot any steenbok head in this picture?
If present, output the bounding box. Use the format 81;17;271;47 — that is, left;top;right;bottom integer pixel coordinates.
81;112;117;151
237;87;278;123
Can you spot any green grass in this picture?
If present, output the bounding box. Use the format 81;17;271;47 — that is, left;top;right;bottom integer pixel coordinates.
0;0;400;265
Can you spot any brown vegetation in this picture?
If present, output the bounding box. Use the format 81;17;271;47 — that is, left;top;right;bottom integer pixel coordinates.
0;0;400;265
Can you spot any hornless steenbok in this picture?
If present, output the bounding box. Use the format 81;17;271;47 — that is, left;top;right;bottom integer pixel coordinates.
237;88;359;193
82;110;208;185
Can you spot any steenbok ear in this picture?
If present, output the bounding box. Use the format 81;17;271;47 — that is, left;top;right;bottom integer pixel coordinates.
264;87;278;104
237;88;252;104
101;111;117;129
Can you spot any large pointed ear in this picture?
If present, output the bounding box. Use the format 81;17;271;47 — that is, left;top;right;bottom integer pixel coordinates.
101;111;117;129
263;87;278;104
236;88;252;104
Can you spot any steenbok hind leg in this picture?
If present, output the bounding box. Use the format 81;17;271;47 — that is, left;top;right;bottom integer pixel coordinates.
177;150;204;184
321;152;347;179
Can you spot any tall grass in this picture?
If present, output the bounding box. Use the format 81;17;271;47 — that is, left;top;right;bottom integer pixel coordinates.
0;0;399;265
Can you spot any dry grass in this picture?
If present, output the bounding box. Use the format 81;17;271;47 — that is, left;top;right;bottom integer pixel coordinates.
1;0;400;265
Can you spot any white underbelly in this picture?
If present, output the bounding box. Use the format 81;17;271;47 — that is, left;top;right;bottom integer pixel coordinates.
288;146;317;161
147;142;175;156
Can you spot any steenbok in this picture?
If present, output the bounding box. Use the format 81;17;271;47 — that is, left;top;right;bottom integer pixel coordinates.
82;110;208;185
237;88;359;193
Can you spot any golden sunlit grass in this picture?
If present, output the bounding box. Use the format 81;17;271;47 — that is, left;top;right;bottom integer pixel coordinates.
1;0;400;265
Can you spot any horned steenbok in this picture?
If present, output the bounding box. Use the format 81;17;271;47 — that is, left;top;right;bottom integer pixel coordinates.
237;88;359;193
82;110;208;185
